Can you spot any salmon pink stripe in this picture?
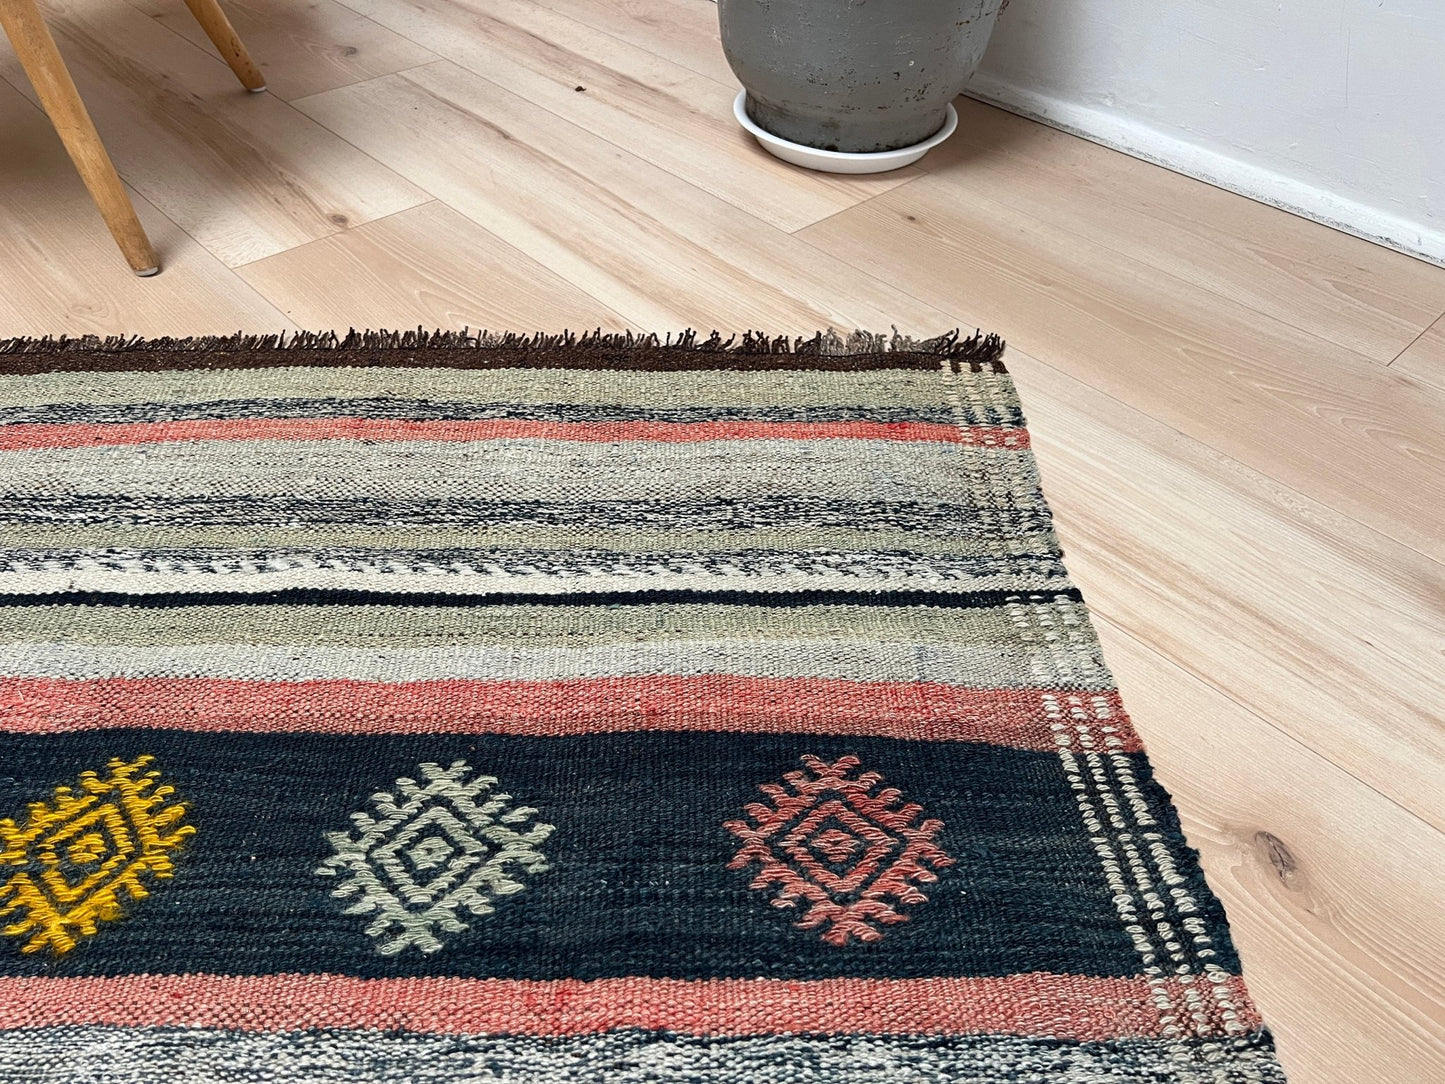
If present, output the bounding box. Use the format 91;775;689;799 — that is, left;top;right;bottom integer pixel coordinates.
0;675;1136;752
0;972;1257;1040
0;417;1027;450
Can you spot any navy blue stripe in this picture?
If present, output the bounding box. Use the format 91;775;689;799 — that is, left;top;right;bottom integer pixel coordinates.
0;397;1024;428
0;730;1236;980
0;494;1056;536
0;587;1084;609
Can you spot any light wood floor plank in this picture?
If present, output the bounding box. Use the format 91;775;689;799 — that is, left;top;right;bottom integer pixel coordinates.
0;80;292;335
125;0;438;100
294;61;957;332
797;176;1445;562
235;200;630;332
938;99;1445;363
526;0;737;86
1394;315;1445;392
0;0;430;266
326;0;916;233
1094;618;1445;1084
1008;346;1445;829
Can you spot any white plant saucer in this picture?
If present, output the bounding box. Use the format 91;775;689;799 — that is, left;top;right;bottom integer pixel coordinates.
733;91;958;174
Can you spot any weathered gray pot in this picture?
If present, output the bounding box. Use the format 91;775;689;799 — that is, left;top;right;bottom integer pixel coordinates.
719;0;1003;154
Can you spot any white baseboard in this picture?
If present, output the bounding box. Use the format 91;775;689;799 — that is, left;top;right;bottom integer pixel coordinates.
963;73;1445;268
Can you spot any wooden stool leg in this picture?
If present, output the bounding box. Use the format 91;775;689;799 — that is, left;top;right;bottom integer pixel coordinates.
181;0;266;92
0;0;159;275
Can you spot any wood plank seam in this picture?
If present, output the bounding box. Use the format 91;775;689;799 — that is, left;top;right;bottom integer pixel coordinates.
1386;314;1445;366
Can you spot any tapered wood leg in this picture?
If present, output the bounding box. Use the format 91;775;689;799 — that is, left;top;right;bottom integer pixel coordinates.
0;0;159;275
182;0;266;92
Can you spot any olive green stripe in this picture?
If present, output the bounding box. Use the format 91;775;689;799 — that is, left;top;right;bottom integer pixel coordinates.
0;366;999;411
0;523;1055;557
0;598;1102;649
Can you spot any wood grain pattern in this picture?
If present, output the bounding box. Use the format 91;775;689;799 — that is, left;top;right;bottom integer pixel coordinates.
0;0;428;265
1393;316;1445;392
1093;617;1445;1084
236;200;630;332
798;173;1445;562
0;79;290;333
180;0;266;91
938;100;1445;364
126;0;436;100
1009;347;1445;829
329;0;916;232
293;61;956;331
0;0;157;273
2;1;1443;1081
527;0;736;86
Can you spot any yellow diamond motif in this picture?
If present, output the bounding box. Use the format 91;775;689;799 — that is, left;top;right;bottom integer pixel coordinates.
1;756;195;956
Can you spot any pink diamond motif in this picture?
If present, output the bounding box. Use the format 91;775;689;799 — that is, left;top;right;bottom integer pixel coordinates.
724;755;954;946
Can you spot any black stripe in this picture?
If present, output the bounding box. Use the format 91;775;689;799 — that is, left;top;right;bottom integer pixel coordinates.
0;494;1056;536
0;398;1024;428
0;586;1085;609
0;729;1222;980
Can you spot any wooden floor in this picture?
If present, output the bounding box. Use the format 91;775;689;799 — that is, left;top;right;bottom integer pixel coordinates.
3;0;1444;1079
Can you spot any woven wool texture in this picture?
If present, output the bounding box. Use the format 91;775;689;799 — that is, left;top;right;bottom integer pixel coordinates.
0;330;1286;1082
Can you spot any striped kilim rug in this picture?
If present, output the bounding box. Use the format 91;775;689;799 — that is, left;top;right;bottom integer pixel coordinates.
0;330;1285;1083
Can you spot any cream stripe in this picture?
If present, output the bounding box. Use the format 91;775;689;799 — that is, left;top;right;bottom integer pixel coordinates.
0;566;1067;598
0;639;1116;688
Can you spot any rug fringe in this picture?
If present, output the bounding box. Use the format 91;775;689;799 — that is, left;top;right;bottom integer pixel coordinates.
0;327;1005;365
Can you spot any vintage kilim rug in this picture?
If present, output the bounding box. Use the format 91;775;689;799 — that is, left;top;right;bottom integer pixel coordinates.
0;329;1285;1083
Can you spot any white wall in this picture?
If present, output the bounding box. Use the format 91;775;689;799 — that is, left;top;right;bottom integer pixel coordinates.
967;0;1445;265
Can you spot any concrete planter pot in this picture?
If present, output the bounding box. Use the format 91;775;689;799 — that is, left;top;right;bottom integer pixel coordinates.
719;0;1003;162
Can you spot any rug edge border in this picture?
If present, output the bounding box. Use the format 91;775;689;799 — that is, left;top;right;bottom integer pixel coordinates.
0;328;1007;376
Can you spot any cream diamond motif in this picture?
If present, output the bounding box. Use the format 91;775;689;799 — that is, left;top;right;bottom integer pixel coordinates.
316;760;553;955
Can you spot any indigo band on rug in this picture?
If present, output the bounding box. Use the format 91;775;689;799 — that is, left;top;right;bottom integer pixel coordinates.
0;329;1285;1083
